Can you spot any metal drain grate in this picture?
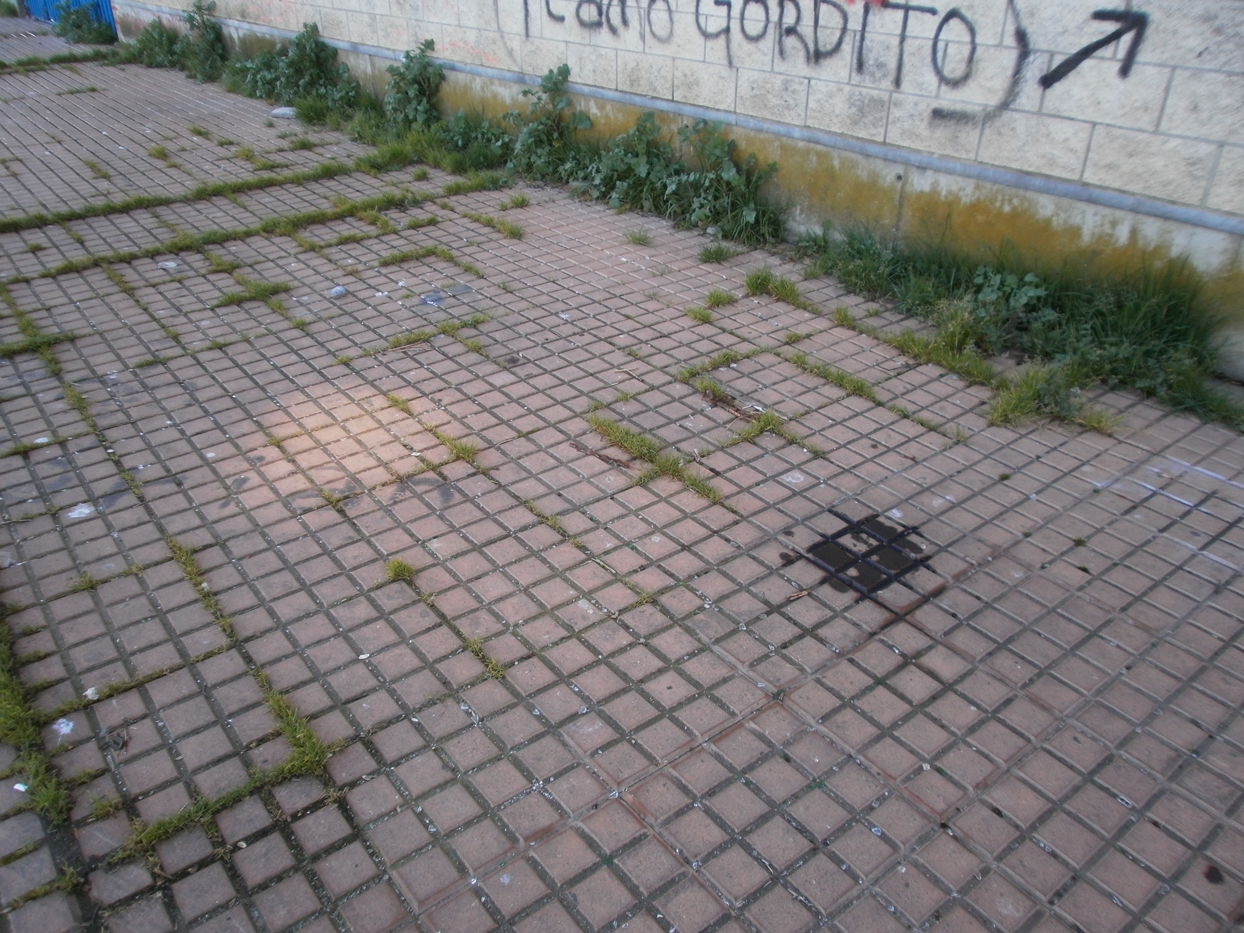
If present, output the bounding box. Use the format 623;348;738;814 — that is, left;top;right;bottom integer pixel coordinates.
801;508;931;598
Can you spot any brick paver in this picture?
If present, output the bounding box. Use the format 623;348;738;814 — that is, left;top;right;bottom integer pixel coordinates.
2;21;1244;933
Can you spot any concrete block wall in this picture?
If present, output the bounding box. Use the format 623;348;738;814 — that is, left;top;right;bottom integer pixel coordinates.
112;0;1244;218
112;0;1244;354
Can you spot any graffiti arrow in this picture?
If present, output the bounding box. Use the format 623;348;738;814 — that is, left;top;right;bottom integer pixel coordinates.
1039;9;1148;89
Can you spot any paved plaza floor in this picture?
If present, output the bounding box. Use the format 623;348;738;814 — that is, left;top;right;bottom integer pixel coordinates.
2;21;1244;933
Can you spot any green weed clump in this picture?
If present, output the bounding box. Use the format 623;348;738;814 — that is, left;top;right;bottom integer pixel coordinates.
460;209;522;239
384;39;444;131
123;1;226;80
700;243;737;263
587;414;720;502
584;112;782;245
128;18;182;68
0;623;72;823
801;227;1244;430
464;638;506;679
53;0;116;44
385;559;415;584
507;64;593;181
745;267;812;309
228;23;357;113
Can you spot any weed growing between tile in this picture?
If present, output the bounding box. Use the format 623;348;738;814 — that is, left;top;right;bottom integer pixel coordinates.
743;267;814;312
463;638;506;679
800;229;1243;430
0;618;73;823
782;350;881;406
458;209;523;240
0;160;354;235
0;283;77;375
110;669;332;862
0;345;337;904
587;414;722;503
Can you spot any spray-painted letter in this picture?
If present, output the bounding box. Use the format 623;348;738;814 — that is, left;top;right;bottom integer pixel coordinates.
777;0;810;62
813;0;847;62
931;8;975;87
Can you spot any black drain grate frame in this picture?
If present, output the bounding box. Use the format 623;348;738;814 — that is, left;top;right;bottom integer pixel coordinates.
801;508;933;599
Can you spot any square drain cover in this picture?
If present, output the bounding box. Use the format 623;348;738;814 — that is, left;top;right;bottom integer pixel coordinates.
791;508;939;612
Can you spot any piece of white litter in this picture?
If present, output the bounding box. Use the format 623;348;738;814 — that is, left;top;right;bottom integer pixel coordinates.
83;687;99;700
35;437;47;444
13;783;27;793
271;106;297;119
781;472;805;485
887;508;903;519
359;654;370;660
158;261;178;269
52;718;74;736
67;503;95;519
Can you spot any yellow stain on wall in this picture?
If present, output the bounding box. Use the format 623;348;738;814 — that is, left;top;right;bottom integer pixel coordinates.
112;12;1244;324
435;74;1244;324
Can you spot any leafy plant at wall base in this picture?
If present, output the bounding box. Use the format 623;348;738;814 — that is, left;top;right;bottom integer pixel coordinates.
429;111;512;172
587;112;678;214
385;39;444;131
130;19;182;68
674;119;780;244
582;112;781;245
231;23;357;111
178;0;227;82
52;1;116;44
800;225;1244;430
507;64;592;181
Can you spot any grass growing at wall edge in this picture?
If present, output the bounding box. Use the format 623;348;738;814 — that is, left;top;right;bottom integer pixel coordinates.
799;227;1244;430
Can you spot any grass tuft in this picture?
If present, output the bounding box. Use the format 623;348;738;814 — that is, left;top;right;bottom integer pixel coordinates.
677;348;756;383
214;276;290;308
699;243;737;263
463;638;506;679
0;623;72;824
385;559;416;584
785;351;880;405
388;329;432;349
587;415;720;502
523;500;562;533
460;209;522;239
799;226;1244;431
